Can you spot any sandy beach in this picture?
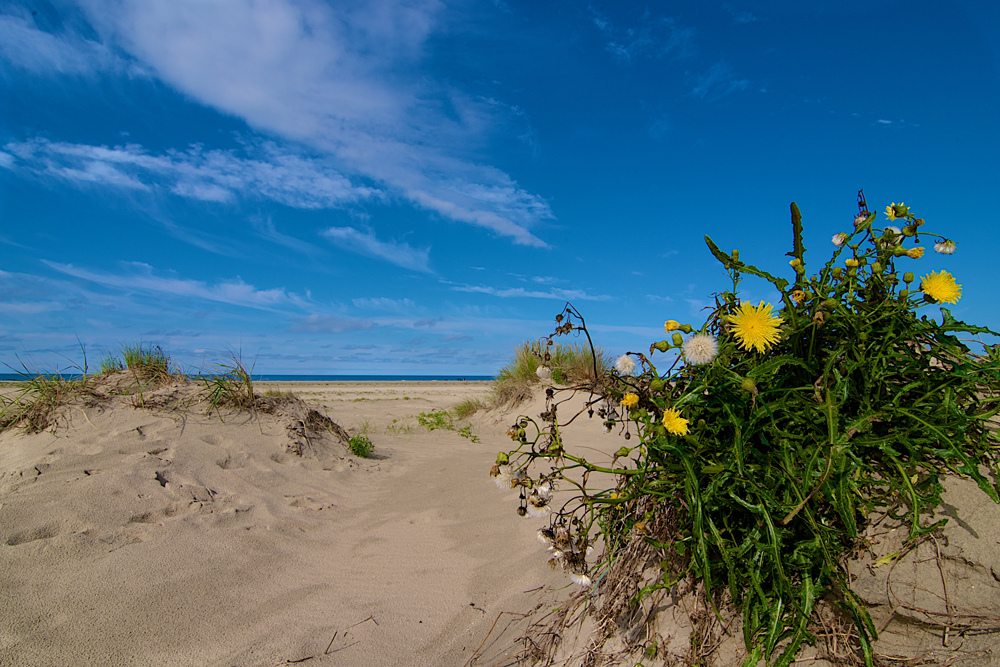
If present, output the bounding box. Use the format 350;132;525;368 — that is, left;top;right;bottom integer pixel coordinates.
3;378;1000;666
0;379;621;666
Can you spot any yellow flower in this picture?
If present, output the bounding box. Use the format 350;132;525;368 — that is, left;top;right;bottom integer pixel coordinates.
621;393;639;409
845;258;859;268
662;407;689;435
885;202;908;221
920;270;962;304
907;247;925;259
789;258;804;272
731;301;783;354
664;320;680;332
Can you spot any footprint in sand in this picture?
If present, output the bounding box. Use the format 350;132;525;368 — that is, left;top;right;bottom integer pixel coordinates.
286;495;336;511
4;523;61;546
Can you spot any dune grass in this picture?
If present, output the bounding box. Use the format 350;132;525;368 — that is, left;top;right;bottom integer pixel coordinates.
0;369;87;433
202;352;258;416
490;340;611;407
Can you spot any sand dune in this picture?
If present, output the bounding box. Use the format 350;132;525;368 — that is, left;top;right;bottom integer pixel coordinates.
0;380;596;666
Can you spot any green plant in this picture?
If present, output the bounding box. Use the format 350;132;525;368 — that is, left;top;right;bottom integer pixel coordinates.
202;351;257;416
121;343;173;382
457;425;480;443
99;355;124;374
417;410;453;431
451;397;486;420
0;368;83;433
492;340;612;407
492;193;1000;666
348;434;374;458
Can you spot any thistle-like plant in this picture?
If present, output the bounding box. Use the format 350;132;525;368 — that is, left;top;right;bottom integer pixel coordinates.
491;191;1000;666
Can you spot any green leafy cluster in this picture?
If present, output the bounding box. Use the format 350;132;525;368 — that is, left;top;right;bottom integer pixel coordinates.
348;434;374;458
493;196;1000;666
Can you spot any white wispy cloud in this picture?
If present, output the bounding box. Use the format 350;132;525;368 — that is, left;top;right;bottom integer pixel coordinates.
451;284;611;301
723;4;762;24
289;314;375;334
42;260;310;312
588;6;695;63
352;296;420;312
5;138;377;208
323;226;431;273
689;61;750;101
0;11;141;76
38;0;554;246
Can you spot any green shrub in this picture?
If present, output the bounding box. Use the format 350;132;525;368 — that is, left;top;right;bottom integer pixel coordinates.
348;434;374;458
492;194;1000;666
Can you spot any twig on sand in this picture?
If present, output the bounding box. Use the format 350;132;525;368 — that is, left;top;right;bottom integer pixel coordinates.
464;610;529;667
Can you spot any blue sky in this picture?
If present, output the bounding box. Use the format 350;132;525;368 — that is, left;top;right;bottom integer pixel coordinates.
2;0;999;375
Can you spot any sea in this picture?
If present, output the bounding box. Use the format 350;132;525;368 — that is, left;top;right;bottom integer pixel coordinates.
0;374;494;383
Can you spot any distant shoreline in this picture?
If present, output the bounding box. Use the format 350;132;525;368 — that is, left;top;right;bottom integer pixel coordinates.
0;373;494;383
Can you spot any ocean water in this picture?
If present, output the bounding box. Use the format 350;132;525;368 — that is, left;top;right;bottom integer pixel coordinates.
0;373;494;382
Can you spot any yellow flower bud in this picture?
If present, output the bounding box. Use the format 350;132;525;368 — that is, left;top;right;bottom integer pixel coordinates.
903;272;914;283
845;258;859;268
664;320;680;332
672;332;684;346
906;247;924;259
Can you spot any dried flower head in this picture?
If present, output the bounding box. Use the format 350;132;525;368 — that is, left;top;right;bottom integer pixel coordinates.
614;354;636;376
731;301;783;354
921;270;962;304
934;240;957;254
832;233;848;247
682;334;718;365
526;481;553;517
536;365;551;380
493;465;516;489
878;226;902;248
907;247;925;259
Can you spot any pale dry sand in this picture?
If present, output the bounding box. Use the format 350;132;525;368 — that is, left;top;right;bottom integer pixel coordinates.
0;380;622;666
3;379;1000;666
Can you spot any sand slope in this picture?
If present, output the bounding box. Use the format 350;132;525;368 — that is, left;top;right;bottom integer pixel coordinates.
0;380;593;667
